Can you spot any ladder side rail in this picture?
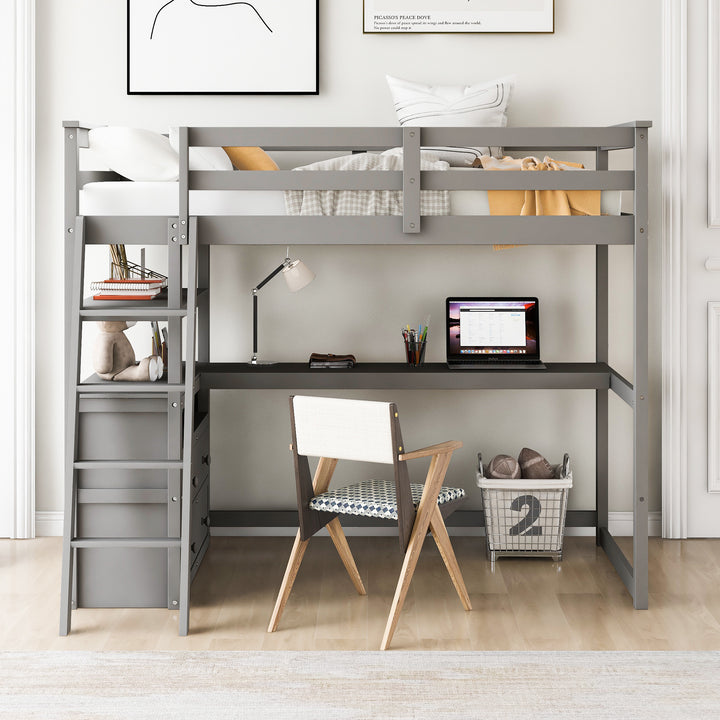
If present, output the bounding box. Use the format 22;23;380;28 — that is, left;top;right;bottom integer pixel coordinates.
178;217;199;635
167;391;183;610
59;215;86;636
632;126;650;609
595;147;609;546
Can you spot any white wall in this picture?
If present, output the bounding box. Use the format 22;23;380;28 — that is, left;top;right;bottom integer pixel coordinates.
36;0;662;520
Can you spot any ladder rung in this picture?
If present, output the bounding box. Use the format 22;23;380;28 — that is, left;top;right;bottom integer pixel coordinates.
77;383;186;394
79;308;188;319
73;460;184;470
70;537;181;549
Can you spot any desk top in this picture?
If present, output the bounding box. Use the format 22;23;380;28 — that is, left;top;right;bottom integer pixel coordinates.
197;362;613;391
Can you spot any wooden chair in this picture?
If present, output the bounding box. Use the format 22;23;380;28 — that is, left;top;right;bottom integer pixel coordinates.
267;395;472;650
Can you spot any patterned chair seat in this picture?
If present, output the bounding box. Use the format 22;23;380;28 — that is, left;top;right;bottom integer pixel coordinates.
309;478;465;521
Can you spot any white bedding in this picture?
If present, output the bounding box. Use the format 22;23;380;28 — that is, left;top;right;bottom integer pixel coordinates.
79;181;622;217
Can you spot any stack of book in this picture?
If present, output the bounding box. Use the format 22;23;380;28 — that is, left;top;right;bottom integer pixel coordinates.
91;278;166;301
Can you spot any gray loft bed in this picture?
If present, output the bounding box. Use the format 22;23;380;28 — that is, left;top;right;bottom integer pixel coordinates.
62;122;650;636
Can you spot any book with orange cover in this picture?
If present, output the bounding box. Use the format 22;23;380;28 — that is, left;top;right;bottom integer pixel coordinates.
92;293;161;301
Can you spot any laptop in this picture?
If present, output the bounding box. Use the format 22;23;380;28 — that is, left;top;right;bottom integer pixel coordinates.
446;297;546;370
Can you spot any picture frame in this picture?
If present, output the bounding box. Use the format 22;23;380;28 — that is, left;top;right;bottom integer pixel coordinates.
363;0;554;34
127;0;319;95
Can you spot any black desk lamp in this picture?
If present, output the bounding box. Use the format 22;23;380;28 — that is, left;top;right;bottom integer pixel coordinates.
250;248;315;365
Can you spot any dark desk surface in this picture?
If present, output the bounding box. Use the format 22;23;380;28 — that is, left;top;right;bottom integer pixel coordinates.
197;362;613;391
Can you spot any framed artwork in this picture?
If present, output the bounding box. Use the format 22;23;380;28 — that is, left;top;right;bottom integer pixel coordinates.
363;0;554;34
127;0;318;95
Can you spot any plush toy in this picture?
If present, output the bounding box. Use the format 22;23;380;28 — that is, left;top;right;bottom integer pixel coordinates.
93;321;163;382
518;447;555;479
487;454;521;479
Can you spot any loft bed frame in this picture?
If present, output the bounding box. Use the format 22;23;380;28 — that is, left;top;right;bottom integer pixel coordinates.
62;122;650;636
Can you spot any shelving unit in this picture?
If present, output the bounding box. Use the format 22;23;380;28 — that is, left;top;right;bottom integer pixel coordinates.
63;122;650;636
61;123;204;633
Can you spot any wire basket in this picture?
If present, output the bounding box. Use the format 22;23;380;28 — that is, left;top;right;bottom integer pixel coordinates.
476;453;572;562
109;245;167;287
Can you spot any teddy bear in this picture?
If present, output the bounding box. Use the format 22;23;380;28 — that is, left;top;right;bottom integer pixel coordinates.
93;321;163;382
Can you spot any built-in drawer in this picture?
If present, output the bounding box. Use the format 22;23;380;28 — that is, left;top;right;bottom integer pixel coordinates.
191;415;211;496
78;397;169;461
76;396;176;609
76;487;169;608
190;476;210;573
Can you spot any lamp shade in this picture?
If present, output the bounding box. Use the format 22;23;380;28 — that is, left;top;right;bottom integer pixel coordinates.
282;259;315;292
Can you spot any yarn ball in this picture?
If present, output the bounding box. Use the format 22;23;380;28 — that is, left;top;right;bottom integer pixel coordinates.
487;454;521;479
518;447;555;479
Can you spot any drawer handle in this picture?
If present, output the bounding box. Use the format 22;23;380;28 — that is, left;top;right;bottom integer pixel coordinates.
191;542;196;554
192;476;198;488
201;454;211;466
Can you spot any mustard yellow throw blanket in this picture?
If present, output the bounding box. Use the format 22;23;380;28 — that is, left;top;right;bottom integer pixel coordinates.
480;155;601;249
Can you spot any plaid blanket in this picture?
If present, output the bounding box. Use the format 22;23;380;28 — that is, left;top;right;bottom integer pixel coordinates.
284;149;449;216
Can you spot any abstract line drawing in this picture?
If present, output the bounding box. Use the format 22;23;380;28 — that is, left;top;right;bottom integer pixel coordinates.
128;0;318;94
150;0;273;40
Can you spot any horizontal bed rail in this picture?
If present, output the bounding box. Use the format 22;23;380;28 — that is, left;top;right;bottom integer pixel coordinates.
186;125;646;151
187;169;636;192
79;215;635;247
195;215;635;246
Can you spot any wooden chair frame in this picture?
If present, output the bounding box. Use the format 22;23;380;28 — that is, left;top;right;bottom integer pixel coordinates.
267;396;471;650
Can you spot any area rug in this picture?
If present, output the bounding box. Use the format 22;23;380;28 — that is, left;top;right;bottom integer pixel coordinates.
0;651;718;719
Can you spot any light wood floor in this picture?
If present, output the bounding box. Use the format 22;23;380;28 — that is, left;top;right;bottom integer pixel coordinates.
2;535;720;651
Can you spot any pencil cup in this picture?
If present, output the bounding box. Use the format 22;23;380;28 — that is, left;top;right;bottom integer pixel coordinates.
404;338;427;366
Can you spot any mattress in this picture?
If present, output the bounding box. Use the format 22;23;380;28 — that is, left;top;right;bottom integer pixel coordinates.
79;181;622;217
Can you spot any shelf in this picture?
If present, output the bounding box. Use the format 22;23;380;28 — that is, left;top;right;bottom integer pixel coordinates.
78;374;186;394
80;289;206;319
197;362;613;391
70;537;181;549
73;460;184;470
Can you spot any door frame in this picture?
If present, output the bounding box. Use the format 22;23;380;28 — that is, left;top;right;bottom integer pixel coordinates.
661;0;688;538
1;0;35;538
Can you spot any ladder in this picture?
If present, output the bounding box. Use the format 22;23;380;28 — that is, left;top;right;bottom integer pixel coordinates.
59;207;199;636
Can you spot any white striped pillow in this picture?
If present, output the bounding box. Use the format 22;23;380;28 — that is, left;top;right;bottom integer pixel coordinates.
386;75;514;157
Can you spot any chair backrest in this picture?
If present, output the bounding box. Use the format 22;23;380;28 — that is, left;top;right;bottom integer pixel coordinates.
291;395;395;464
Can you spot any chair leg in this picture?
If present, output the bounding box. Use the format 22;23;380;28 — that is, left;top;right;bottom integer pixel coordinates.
380;515;428;650
380;453;453;650
429;504;472;611
327;517;366;595
267;530;309;633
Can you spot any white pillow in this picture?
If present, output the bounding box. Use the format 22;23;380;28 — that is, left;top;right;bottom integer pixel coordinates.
87;127;179;182
168;127;234;171
421;146;484;167
386;75;515;157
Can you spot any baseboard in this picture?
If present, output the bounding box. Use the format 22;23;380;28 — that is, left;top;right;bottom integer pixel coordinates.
211;511;663;538
35;511;63;537
606;511;662;538
36;510;662;539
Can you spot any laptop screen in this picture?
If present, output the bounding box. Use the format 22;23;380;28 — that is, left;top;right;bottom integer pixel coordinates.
446;297;540;363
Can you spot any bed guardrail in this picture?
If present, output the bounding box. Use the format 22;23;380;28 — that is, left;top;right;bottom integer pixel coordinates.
66;122;650;247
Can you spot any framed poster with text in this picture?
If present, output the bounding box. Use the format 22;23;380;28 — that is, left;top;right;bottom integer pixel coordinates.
363;0;554;34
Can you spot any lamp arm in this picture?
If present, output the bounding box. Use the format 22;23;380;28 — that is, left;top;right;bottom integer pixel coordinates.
253;259;290;293
251;258;290;363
